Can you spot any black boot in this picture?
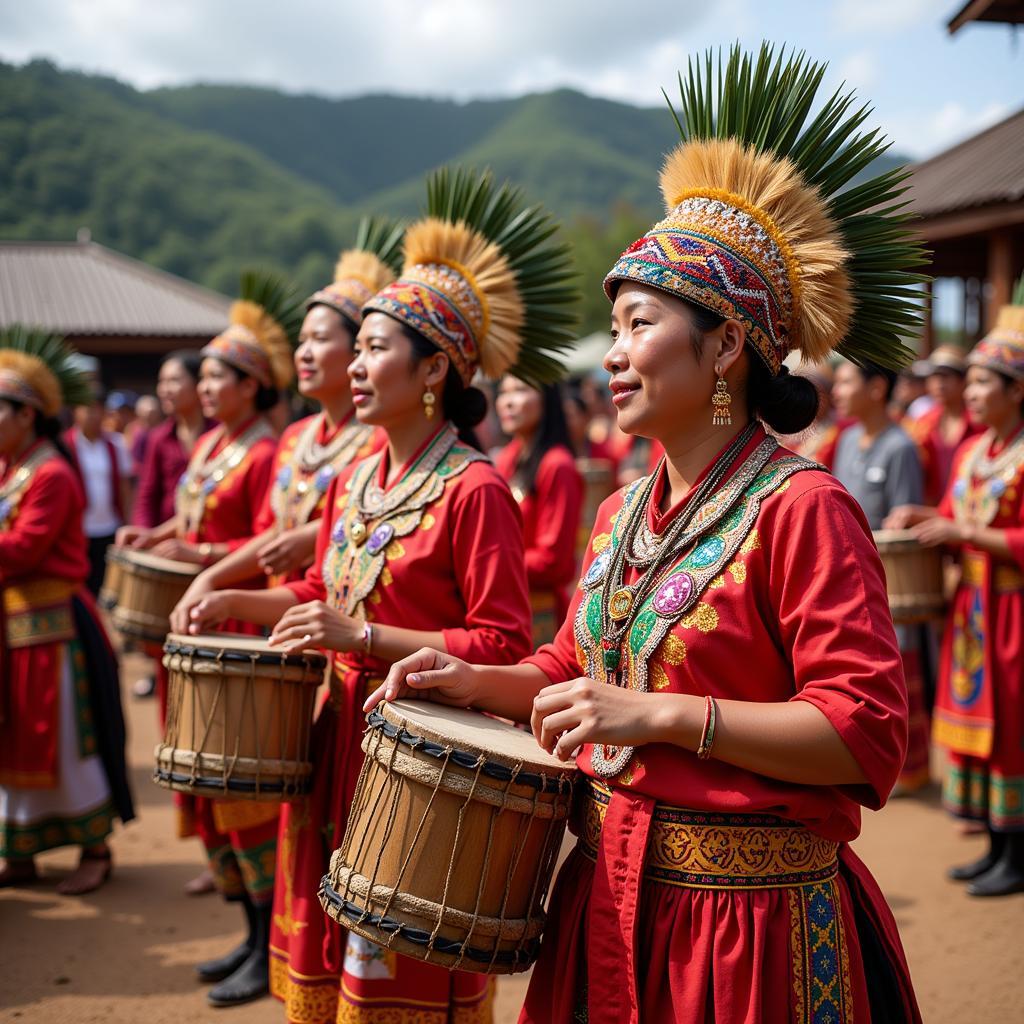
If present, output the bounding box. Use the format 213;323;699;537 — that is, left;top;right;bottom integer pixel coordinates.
948;828;1006;881
967;832;1024;897
196;896;258;983
207;900;271;1007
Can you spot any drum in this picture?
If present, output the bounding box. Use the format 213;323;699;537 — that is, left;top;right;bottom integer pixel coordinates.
111;550;200;643
321;700;577;975
576;457;615;563
154;634;326;800
873;529;946;624
98;545;126;611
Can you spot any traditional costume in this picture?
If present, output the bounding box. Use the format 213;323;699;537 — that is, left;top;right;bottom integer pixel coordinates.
932;289;1024;891
519;45;926;1023
268;168;578;1024
0;327;134;868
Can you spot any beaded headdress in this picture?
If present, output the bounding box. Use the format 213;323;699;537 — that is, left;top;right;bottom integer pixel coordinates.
0;325;92;417
968;276;1024;383
306;217;404;330
202;270;304;390
605;44;928;375
365;167;579;385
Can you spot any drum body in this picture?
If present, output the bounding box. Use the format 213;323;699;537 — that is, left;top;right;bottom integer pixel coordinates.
321;700;576;975
154;634;325;800
99;545;126;611
111;550;199;643
873;528;946;624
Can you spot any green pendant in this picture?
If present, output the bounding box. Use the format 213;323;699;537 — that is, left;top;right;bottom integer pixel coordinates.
602;646;621;672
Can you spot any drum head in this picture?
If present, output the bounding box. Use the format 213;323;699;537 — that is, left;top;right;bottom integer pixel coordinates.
121;549;200;577
872;528;918;549
164;632;327;668
379;699;570;775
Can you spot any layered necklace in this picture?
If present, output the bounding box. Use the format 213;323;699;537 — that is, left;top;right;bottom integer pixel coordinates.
953;425;1024;527
0;442;56;530
597;422;758;684
176;418;273;536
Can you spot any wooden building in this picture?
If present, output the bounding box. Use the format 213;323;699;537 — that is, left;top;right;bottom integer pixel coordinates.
0;239;230;392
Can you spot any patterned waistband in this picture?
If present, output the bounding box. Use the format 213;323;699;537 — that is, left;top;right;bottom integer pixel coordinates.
576;780;839;890
2;578;77;649
962;551;1024;593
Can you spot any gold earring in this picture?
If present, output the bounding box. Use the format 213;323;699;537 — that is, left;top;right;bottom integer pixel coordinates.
712;373;732;426
423;389;436;419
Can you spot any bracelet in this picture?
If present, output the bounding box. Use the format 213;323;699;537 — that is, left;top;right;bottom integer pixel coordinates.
696;695;718;760
199;542;213;566
362;622;373;656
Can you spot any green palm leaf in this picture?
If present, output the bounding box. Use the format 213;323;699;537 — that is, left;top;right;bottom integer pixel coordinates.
237;268;305;346
0;324;93;408
353;215;405;275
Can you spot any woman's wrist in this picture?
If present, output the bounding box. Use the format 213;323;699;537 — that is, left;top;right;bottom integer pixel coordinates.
651;692;705;751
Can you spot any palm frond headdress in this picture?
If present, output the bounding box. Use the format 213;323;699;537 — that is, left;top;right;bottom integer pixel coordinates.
202;269;305;391
364;167;580;385
0;325;92;417
307;216;405;332
604;44;929;374
968;274;1024;383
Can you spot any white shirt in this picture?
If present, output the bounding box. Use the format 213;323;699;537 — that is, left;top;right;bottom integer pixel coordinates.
75;430;132;537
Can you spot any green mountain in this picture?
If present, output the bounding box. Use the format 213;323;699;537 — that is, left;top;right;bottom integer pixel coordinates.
0;59;912;334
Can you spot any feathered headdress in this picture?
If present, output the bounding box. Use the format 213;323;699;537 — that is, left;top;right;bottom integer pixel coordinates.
202;269;304;390
364;167;579;385
968;275;1024;382
0;325;92;417
605;44;929;375
306;216;404;330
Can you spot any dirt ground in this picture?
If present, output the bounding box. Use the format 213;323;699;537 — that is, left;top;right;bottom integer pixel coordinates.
1;650;1020;1023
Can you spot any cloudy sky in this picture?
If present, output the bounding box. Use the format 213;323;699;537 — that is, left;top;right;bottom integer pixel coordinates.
1;0;1021;159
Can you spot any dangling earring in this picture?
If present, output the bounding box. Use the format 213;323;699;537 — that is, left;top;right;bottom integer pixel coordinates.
712;371;732;426
422;388;436;419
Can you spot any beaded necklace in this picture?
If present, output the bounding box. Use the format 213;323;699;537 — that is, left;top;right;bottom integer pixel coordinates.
952;425;1024;527
0;442;56;529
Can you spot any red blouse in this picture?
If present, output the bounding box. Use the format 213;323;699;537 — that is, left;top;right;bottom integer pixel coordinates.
132;416;214;527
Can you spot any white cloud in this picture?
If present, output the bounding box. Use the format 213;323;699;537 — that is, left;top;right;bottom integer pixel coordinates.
886;100;1010;159
836;49;879;91
833;0;934;33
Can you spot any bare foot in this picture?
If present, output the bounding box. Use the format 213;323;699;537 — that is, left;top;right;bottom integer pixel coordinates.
56;849;112;895
184;867;216;896
0;860;39;888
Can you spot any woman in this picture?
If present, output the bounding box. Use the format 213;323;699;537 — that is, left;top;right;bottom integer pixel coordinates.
170;225;399;624
117;272;301;1007
0;328;134;894
495;377;583;644
888;284;1024;897
369;48;926;1023
186;168;578;1024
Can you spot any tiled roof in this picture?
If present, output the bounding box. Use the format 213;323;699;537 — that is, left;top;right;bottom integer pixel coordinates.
905;107;1024;220
0;241;230;336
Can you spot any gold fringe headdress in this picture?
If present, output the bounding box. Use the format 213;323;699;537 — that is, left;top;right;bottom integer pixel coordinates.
967;275;1024;383
202;270;304;390
306;217;404;331
364;167;580;385
605;44;929;375
0;325;92;417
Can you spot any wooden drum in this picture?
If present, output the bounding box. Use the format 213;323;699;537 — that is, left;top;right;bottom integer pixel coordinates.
154;634;326;800
111;550;199;643
99;545;126;611
873;529;946;624
321;700;577;974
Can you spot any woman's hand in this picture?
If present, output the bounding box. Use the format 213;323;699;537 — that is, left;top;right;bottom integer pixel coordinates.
362;648;480;712
116;525;152;549
531;678;674;761
913;517;965;547
184;590;237;635
170;575;214;634
882;504;937;530
269;601;361;654
256;530;314;577
151;538;205;564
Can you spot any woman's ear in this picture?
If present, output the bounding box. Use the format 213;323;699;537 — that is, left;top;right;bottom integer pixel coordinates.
423;351;450;390
711;319;747;375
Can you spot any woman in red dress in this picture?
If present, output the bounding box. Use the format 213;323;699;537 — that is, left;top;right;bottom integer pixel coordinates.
371;48;926;1023
890;285;1024;897
188;168;578;1024
495;378;583;644
0;328;133;895
118;273;301;1005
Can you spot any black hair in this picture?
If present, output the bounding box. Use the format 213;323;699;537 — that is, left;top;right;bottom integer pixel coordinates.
684;301;820;435
161;348;203;383
0;398;76;466
994;369;1024;412
858;361;898;403
398;322;487;450
504;380;576;496
210;358;280;412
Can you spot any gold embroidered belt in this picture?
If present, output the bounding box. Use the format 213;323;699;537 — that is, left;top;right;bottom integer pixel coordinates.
576;780;839;890
2;578;77;648
962;551;1024;593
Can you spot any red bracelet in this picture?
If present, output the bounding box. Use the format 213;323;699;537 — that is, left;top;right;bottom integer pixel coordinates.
696;695;718;760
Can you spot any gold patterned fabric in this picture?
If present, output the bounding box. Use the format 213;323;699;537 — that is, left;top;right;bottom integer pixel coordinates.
2;577;76;648
962;551;1024;592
